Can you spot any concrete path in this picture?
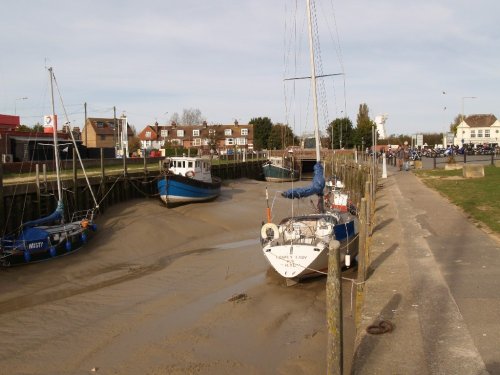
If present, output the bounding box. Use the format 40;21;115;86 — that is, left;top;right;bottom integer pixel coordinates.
352;164;499;374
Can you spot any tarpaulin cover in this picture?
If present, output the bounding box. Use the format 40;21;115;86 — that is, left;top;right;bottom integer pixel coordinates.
22;201;63;229
281;162;325;199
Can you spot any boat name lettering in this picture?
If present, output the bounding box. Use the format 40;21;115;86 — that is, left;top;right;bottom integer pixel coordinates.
278;255;307;260
28;242;45;250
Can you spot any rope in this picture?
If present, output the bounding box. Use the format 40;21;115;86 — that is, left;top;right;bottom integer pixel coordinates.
128;177;161;198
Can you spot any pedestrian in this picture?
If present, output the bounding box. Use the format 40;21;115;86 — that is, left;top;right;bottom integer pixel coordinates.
403;144;410;171
396;145;404;171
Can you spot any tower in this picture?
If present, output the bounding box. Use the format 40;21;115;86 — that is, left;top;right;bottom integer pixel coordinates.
375;114;388;139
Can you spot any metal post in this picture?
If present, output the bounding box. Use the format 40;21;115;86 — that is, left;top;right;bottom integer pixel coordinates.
73;148;78;212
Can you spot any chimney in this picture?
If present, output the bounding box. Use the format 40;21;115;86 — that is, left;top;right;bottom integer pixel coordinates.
234;119;239;126
203;120;208;128
155;121;159;140
171;121;177;128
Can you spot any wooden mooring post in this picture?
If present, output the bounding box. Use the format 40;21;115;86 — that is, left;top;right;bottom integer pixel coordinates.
326;239;342;375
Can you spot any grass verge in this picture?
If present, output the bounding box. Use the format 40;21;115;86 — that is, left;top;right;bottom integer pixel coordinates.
414;166;500;235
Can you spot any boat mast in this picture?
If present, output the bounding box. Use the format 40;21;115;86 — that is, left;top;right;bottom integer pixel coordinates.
48;67;63;205
306;0;321;163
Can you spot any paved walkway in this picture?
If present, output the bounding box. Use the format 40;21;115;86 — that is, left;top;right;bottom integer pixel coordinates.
351;164;500;374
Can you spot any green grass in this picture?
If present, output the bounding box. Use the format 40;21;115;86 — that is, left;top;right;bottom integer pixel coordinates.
415;166;500;235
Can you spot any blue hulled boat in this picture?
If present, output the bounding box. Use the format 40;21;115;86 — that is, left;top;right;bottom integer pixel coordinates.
157;156;221;206
0;67;99;266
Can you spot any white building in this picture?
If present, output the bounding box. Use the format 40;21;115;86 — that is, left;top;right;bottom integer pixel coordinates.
375;114;388;140
453;114;500;146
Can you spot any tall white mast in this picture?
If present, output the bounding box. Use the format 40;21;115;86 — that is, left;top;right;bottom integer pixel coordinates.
306;0;321;163
48;67;63;204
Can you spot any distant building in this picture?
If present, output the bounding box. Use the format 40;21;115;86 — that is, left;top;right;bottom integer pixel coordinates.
82;117;134;153
375;114;388;140
137;120;254;155
454;114;500;146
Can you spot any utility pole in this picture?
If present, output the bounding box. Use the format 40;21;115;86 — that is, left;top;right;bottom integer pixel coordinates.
84;102;87;148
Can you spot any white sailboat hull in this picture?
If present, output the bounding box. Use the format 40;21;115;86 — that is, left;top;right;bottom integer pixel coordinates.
262;242;329;279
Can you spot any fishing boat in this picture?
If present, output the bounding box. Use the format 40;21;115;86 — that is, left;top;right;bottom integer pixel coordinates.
0;68;99;266
260;0;358;282
157;156;222;206
262;155;299;182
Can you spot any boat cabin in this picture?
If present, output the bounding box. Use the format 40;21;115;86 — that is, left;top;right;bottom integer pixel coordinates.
164;156;213;183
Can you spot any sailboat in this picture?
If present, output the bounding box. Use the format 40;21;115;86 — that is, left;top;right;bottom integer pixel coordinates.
0;67;98;266
260;0;358;282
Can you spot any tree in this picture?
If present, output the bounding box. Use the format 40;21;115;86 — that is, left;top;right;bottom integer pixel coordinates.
352;103;377;148
449;114;462;134
16;124;32;132
249;117;273;150
129;135;141;154
32;123;44;132
267;123;296;150
326;117;354;149
206;126;224;154
169;112;181;125
181;108;204;126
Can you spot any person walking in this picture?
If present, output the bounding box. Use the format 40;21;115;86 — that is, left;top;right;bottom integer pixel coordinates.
403;142;410;171
396;145;404;171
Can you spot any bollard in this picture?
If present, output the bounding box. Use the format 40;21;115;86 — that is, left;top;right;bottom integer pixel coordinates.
326;239;342;375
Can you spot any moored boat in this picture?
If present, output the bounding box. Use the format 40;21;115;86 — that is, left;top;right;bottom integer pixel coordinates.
259;0;358;283
0;67;99;266
157;156;221;206
262;155;299;182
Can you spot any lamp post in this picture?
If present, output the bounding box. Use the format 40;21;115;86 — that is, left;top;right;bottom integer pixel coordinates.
14;97;28;115
461;96;477;122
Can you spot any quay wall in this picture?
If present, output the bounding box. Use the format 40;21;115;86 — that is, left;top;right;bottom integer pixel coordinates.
0;160;264;234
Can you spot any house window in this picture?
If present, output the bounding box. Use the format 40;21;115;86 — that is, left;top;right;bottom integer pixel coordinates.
209;129;216;135
97;122;104;128
224;129;232;136
145;131;151;138
172;139;181;145
202;138;209;146
236;137;247;145
226;138;234;145
160;129;169;137
193;138;202;146
99;135;106;141
241;128;248;136
485;130;490;137
478;130;483;138
471;130;476;138
193;129;200;136
177;130;184;137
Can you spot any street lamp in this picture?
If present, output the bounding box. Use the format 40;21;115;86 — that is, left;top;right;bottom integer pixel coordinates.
461;96;477;123
14;97;28;115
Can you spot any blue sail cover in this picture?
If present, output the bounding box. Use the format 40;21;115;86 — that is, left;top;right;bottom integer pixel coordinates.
282;162;325;199
22;201;64;229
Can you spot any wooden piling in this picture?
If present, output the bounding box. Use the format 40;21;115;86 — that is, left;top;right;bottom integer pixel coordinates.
326;239;342;375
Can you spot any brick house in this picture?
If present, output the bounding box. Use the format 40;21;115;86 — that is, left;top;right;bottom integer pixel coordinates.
138;121;254;154
82;117;134;149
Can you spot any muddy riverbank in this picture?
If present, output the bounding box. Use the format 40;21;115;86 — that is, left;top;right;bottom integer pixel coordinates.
0;179;356;374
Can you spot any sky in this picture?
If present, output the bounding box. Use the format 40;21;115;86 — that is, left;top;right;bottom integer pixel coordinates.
1;0;499;138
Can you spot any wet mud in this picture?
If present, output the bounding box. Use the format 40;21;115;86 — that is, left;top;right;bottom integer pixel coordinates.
0;179;356;374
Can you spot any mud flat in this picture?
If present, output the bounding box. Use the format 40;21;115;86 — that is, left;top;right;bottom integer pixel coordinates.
0;179;356;375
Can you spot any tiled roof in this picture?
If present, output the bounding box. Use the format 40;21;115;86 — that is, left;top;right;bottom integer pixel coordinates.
464;114;497;128
87;117;133;136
